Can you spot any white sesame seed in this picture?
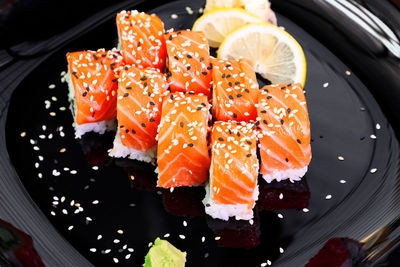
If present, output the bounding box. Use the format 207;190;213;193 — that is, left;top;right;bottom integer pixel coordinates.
179;235;185;239
92;166;99;170
325;194;332;200
125;254;131;260
183;221;187;227
97;235;102;240
92;200;99;204
340;179;346;184
303;208;309;212
376;123;381;129
113;258;119;263
20;132;26;137
261;263;267;267
277;213;283;218
128;248;134;252
338;156;344;161
280;247;284;253
346;70;351;75
50;211;56;216
68;225;74;230
49;84;56;89
279;193;283;199
104;249;111;254
215;236;221;240
171;14;178;19
114;239;120;244
202;236;205;243
117;230;124;234
90;248;97;252
164;233;170;238
370;168;377;173
370;134;377;139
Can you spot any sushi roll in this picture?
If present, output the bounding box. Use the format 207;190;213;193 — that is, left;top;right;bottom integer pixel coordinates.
116;10;167;70
66;49;124;138
211;58;259;121
204;121;259;221
257;83;311;183
165;30;213;97
156;92;211;188
109;66;168;163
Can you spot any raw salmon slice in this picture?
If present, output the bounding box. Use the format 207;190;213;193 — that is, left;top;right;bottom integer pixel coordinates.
211;58;259;121
257;83;311;183
116;10;166;70
165;30;212;97
204;121;259;221
157;92;210;188
66;49;124;125
109;66;168;163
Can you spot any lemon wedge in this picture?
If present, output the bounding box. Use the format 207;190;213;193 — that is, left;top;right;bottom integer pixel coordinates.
192;8;264;48
218;23;307;86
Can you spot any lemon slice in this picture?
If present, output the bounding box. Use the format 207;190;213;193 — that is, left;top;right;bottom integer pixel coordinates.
218;23;307;86
192;8;264;48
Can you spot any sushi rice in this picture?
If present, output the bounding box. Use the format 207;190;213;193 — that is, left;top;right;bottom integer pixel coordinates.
66;72;116;138
262;166;308;183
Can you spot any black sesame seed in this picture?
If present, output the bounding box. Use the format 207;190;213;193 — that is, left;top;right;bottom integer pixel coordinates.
180;122;184;128
201;102;206;106
92;112;95;117
141;123;146;127
149;118;155;122
125;129;129;133
123;93;129;97
280;119;284;124
255;121;260;126
237;132;240;137
263;88;269;92
226;74;231;78
132;129;136;134
72;72;78;79
187;54;192;58
126;86;132;90
281;86;286;90
206;204;210;207
225;64;231;68
174;55;179;60
228;82;232;87
169;35;172;40
82;92;87;97
263;120;268;124
235;81;240;85
101;54;106;57
144;82;147;87
233;113;237;118
261;110;266;113
197;106;202;111
200;57;204;62
222;74;226;78
237;94;242;98
246;154;251;157
187;66;191;70
150;101;155;106
166;71;172;78
124;66;129;70
188;143;194;147
287;108;291;113
140;76;147;81
245;89;250;93
287;83;292;86
93;54;98;60
297;139;301;144
137;42;141;47
285;158;289;162
228;95;234;100
112;79;117;82
120;125;124;128
202;71;208;75
170;94;174;100
246;141;252;145
267;96;272;99
218;137;224;141
147;92;152;96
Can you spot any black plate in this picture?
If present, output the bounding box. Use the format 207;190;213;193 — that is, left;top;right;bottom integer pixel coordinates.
3;0;400;266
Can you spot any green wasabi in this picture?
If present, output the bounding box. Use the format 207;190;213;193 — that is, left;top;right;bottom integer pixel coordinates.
144;238;186;267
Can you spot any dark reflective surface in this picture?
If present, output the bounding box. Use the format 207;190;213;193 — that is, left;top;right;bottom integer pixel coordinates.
4;0;400;266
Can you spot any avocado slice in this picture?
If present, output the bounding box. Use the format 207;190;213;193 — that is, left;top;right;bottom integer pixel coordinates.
144;238;186;267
